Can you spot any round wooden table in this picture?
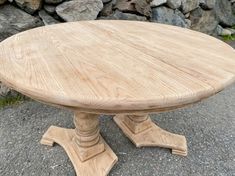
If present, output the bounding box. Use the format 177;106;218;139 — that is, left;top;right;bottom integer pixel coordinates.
0;20;235;176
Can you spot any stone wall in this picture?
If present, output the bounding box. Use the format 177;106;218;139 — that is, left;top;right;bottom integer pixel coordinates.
0;0;235;98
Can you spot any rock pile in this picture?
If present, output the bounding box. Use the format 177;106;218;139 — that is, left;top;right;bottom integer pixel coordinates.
0;0;235;98
0;0;234;38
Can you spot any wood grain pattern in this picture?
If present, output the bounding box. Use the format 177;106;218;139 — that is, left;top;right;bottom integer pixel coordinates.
40;126;118;176
73;112;105;162
114;115;187;156
0;20;235;113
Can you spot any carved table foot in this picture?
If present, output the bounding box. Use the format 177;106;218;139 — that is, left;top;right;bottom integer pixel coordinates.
40;112;118;176
114;115;187;156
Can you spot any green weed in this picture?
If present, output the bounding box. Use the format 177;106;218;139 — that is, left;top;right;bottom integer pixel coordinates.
222;34;235;41
0;95;25;108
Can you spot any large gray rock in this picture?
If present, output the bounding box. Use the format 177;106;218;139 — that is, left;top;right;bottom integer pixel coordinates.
215;0;235;27
181;0;199;14
215;24;235;36
151;6;187;27
114;0;135;12
232;3;235;14
134;0;151;17
150;0;167;7
45;0;63;5
56;0;103;22
101;10;147;21
38;10;59;25
220;28;232;36
227;28;235;34
175;9;185;19
102;0;112;3
215;24;223;35
199;0;216;10
100;0;114;16
0;5;43;42
44;4;56;15
167;0;181;9
190;7;218;35
114;0;151;17
0;0;7;5
185;19;191;28
15;0;43;14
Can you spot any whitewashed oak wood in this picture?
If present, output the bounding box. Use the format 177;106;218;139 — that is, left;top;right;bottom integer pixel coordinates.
40;112;118;176
114;115;187;156
0;20;235;114
40;125;118;176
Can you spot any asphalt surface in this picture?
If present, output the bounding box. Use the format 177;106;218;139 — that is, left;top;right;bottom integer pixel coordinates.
0;41;235;176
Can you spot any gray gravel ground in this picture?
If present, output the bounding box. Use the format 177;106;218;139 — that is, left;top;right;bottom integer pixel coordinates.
0;83;234;176
226;41;235;49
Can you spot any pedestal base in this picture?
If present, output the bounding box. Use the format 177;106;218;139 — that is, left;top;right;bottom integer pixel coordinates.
114;115;187;156
40;126;118;176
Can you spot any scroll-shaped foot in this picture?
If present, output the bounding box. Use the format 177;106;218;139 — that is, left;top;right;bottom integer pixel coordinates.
40;126;118;176
40;130;55;147
114;115;187;156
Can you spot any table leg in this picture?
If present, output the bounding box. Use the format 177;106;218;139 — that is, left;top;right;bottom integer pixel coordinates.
113;114;187;156
40;112;118;176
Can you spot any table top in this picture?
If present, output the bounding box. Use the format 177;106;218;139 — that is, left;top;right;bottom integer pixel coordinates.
0;20;235;113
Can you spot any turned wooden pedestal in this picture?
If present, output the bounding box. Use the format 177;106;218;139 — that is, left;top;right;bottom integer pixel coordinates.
40;112;187;176
40;112;118;176
114;115;187;156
